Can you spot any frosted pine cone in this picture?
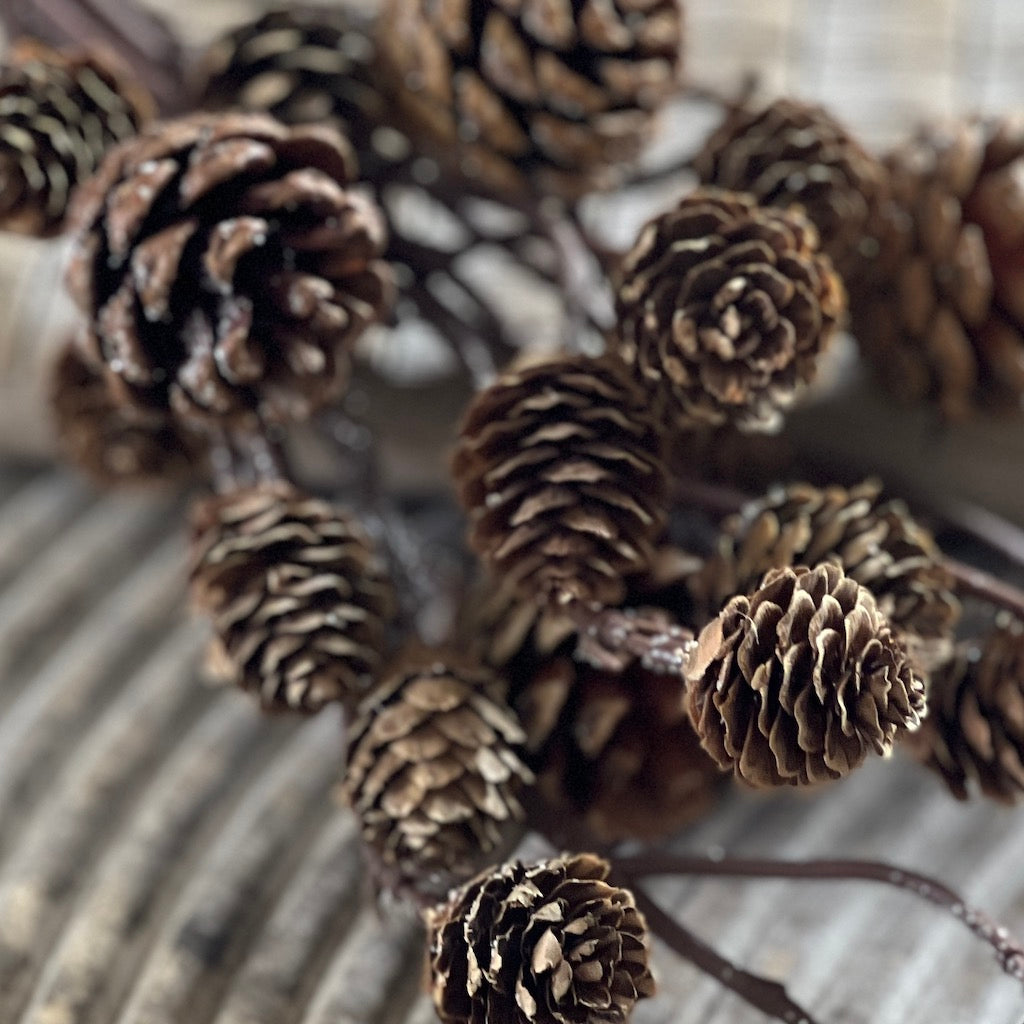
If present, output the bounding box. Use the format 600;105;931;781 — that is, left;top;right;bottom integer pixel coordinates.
452;355;669;608
189;482;395;713
915;619;1024;802
426;853;655;1024
689;480;960;672
693;98;887;284
0;40;153;236
377;0;683;197
613;188;845;433
340;651;533;895
50;341;206;486
686;563;926;787
852;115;1024;419
66;112;392;426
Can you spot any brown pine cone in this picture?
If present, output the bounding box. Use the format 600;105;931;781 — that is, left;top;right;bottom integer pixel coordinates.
50;341;206;487
851;115;1024;419
686;563;926;787
376;0;683;198
0;39;153;236
426;853;655;1024
515;656;723;842
452;354;668;608
613;188;845;434
189;481;395;714
914;619;1024;802
340;650;533;895
689;480;960;671
693;98;887;284
65;111;393;426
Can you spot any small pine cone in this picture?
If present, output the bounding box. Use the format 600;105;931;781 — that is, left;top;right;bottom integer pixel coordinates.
452;354;669;609
66;111;393;426
50;341;206;486
851;115;1024;419
197;8;387;166
613;188;845;434
426;853;655;1024
693;98;887;285
189;482;395;713
340;651;533;895
686;563;926;787
689;480;960;671
914;619;1024;802
0;39;153;236
515;656;722;842
377;0;683;198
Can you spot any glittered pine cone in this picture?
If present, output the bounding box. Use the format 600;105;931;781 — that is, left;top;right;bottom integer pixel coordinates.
376;0;684;198
0;39;154;236
50;341;206;487
426;853;655;1024
189;481;395;713
340;650;533;895
914;618;1024;802
66;111;393;426
851;115;1024;419
515;656;722;842
693;97;887;285
689;480;960;672
452;354;669;609
613;188;846;434
686;563;926;787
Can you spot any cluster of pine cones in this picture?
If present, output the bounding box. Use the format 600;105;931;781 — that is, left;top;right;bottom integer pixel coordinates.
4;1;1024;1022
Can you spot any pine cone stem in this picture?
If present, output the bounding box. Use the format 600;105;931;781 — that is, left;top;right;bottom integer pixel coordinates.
944;558;1024;621
616;852;1024;987
571;604;695;677
622;882;824;1024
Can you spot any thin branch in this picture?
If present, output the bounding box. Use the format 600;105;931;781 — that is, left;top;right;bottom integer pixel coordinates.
624;882;823;1024
943;558;1024;622
615;851;1024;986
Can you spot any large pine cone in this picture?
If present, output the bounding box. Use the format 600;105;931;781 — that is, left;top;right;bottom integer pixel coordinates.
376;0;683;198
515;656;722;842
914;619;1024;802
686;563;926;787
50;341;206;487
851;115;1024;419
0;40;153;236
452;354;669;608
66;111;393;425
689;480;960;671
426;853;655;1024
613;188;845;434
189;481;395;714
340;651;533;895
693;98;887;284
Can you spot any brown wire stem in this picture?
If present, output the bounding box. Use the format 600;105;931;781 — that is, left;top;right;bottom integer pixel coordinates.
623;882;823;1024
615;851;1024;987
943;558;1024;621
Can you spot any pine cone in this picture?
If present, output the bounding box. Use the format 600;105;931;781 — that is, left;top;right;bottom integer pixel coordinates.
340;650;533;895
693;98;887;284
376;0;683;198
189;481;395;713
452;354;669;608
915;619;1024;802
851;115;1024;419
197;7;390;176
686;563;926;787
65;111;393;426
0;39;153;236
613;188;845;433
515;656;722;842
426;853;655;1024
50;341;206;486
689;480;960;671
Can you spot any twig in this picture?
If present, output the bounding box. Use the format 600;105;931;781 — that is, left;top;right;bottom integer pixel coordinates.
943;558;1024;622
623;882;823;1024
615;851;1024;986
